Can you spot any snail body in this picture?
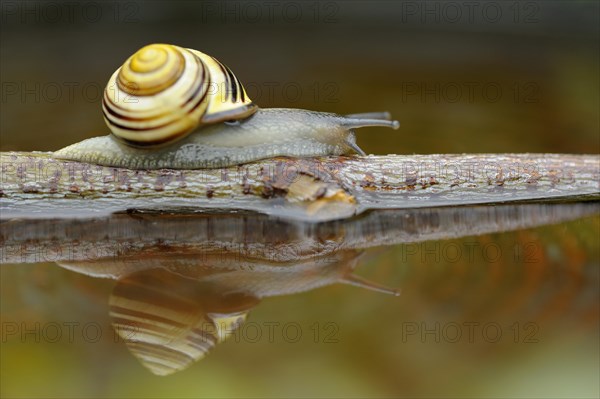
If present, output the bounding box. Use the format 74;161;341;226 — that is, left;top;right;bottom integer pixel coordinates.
55;108;397;169
54;44;399;169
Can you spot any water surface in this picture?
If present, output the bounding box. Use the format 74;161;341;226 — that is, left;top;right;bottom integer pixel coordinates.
2;203;598;397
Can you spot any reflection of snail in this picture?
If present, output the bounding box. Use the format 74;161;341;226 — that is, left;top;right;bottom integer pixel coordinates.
59;250;398;376
108;269;259;376
54;43;399;169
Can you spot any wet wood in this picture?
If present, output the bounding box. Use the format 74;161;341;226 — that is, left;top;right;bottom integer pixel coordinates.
1;151;598;221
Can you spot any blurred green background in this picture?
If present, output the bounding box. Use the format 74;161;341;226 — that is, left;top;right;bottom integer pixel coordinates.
1;0;598;154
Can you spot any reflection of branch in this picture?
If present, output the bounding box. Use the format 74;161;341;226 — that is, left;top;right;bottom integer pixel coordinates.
1;152;599;221
3;203;598;264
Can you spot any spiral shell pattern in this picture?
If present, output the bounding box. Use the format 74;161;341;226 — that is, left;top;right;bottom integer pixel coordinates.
109;269;254;376
103;44;257;146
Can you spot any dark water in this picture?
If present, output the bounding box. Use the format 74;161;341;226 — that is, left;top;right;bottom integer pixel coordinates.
1;1;599;397
1;204;599;397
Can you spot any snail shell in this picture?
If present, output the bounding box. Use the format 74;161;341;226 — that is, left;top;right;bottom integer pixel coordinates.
54;43;399;169
103;43;257;146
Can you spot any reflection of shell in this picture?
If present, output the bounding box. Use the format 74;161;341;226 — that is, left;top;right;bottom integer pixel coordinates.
109;268;258;376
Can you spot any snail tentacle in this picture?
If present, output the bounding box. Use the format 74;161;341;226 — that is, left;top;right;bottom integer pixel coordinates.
344;111;392;120
338;117;400;130
343;137;367;156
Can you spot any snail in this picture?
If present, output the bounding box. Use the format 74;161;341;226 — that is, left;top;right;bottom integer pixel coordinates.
54;43;399;169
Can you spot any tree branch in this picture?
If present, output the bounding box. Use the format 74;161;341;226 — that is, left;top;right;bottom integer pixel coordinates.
1;152;598;222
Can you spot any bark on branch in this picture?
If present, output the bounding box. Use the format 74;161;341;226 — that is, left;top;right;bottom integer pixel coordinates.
1;152;598;222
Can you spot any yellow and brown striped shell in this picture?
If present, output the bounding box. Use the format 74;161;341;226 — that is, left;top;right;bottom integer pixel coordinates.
109;268;259;376
103;43;257;146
